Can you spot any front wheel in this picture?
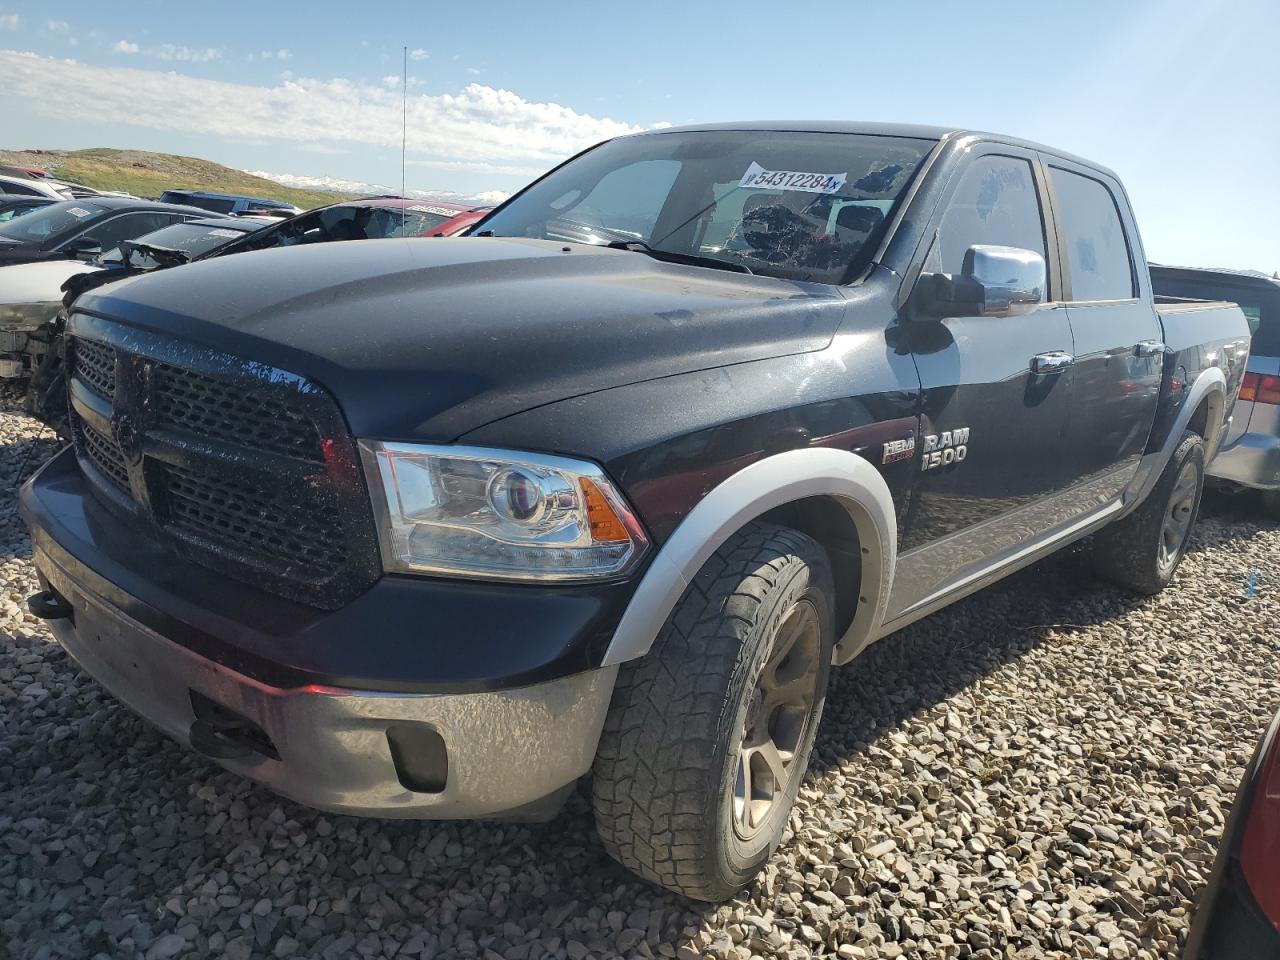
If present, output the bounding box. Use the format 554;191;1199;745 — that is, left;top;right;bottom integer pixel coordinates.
1094;430;1205;594
591;522;834;901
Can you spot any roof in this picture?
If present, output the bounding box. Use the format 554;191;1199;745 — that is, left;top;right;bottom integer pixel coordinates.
626;121;1120;181
61;196;210;215
162;189;290;207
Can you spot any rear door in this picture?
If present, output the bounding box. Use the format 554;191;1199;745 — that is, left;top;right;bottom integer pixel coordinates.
1046;162;1164;497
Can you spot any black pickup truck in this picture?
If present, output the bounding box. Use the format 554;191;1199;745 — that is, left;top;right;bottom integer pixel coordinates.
21;122;1250;901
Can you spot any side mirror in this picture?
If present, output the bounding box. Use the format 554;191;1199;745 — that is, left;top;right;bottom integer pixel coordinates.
62;238;103;260
915;244;1045;318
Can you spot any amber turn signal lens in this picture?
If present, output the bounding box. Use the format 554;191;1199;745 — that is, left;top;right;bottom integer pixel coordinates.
580;477;631;543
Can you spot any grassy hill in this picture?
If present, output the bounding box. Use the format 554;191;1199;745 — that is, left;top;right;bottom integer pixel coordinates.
0;147;348;209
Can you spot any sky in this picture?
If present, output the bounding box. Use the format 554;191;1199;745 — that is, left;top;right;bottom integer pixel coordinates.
0;0;1276;272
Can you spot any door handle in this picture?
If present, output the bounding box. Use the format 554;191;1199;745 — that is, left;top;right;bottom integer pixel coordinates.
1134;340;1166;357
1030;351;1074;374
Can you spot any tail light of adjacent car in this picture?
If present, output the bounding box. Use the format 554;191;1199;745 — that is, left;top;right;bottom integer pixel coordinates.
1240;372;1280;405
1240;722;1280;930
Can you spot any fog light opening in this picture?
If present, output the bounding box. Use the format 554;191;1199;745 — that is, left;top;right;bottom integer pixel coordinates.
387;724;448;794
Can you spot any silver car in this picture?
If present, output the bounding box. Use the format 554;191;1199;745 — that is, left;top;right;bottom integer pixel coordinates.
1152;265;1280;517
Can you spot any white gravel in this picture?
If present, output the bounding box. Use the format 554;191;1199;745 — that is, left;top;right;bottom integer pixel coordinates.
1;391;1277;960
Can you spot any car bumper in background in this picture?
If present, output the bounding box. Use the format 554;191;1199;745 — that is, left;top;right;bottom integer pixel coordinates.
33;545;618;819
1209;427;1280;491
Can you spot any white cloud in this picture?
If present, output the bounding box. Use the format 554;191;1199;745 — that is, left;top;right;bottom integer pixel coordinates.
0;50;645;176
112;39;139;54
465;67;481;75
0;14;18;31
381;74;399;89
409;48;428;61
249;48;292;62
151;44;222;62
45;19;68;33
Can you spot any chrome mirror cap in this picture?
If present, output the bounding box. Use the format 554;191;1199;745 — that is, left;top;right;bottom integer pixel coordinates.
963;244;1046;316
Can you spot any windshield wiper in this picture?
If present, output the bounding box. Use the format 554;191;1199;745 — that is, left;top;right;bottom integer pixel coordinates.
605;239;753;276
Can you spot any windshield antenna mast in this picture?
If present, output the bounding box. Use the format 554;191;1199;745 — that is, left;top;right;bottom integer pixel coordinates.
401;45;408;232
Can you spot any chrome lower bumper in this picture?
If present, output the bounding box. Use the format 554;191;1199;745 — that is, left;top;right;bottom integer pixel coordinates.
35;548;617;819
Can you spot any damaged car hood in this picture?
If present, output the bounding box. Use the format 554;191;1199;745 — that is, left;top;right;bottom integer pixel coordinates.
72;237;847;439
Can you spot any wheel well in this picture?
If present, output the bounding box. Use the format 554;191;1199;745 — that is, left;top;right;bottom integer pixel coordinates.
1186;397;1209;438
758;495;861;638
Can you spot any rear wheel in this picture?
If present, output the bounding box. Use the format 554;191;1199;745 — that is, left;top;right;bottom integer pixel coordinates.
1094;430;1205;594
591;521;834;901
1261;490;1280;522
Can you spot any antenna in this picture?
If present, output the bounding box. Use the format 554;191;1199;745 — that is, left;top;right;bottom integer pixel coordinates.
401;45;407;233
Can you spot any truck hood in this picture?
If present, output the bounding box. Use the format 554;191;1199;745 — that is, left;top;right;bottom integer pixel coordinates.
74;237;847;440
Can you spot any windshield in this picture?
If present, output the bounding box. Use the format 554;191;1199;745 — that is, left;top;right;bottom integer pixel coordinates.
478;131;934;283
0;200;107;242
100;221;249;267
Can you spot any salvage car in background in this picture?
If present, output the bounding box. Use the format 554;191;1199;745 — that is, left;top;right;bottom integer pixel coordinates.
158;189;301;217
0;197;209;269
1152;265;1280;517
16;216;274;420
1185;706;1280;958
209;197;477;254
0;198;209;377
0;196;54;224
430;204;495;237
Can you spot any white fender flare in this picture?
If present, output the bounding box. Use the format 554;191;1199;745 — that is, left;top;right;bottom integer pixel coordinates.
601;447;898;667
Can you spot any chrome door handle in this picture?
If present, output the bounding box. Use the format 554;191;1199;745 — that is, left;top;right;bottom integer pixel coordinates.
1134;340;1166;357
1030;351;1074;374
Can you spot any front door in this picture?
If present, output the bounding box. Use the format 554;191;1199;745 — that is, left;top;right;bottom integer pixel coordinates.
890;147;1076;619
1046;162;1164;496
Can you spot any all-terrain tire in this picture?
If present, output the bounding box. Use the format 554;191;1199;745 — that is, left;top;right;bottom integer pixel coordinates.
1093;430;1205;595
591;521;834;901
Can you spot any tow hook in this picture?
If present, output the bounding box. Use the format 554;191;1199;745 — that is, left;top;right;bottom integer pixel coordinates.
189;718;255;760
27;590;73;620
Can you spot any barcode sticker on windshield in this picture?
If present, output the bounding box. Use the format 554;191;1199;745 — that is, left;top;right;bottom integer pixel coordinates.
68;207;91;218
207;229;241;238
739;162;846;195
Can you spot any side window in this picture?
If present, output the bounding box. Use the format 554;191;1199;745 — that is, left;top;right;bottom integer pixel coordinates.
78;213;178;249
934;155;1047;275
1049;168;1134;301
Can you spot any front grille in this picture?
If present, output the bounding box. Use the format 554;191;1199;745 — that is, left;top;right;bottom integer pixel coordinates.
162;463;347;581
153;362;325;461
77;419;130;494
72;338;116;401
66;323;378;608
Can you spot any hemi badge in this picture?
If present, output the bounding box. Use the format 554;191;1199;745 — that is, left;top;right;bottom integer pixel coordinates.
882;435;916;464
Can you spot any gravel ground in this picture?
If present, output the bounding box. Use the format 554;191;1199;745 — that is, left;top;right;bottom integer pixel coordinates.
2;391;1278;960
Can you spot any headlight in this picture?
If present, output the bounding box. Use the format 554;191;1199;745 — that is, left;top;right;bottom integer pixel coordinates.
360;442;649;582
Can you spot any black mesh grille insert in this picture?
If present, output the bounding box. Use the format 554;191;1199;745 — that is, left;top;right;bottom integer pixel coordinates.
162;463;347;581
77;420;130;494
152;363;325;461
65;322;378;609
73;338;116;401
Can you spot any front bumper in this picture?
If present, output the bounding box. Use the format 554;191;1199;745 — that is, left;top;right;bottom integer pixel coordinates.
34;544;617;818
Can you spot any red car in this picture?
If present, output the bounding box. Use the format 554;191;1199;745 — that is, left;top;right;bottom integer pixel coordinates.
1186;705;1280;957
431;205;494;237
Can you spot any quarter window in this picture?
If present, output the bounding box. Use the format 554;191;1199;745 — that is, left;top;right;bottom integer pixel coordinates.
1049;168;1134;301
934;155;1047;276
